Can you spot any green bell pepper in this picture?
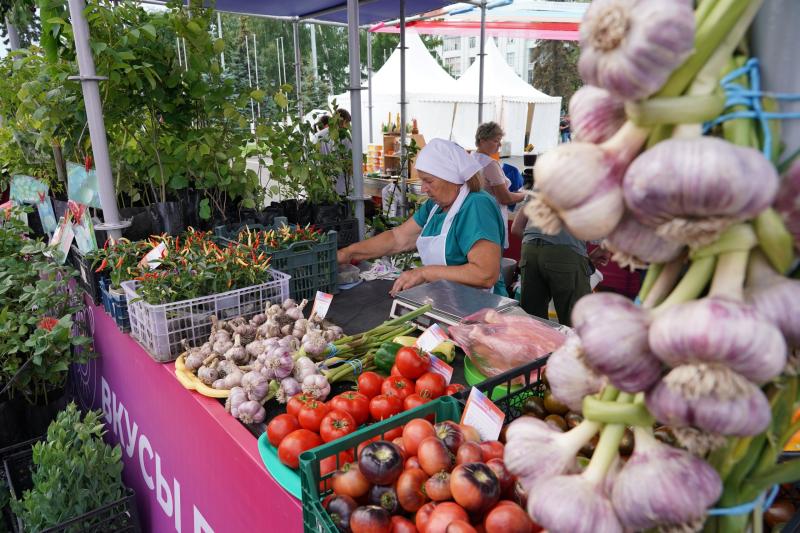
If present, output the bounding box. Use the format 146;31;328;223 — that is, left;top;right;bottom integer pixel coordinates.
375;341;403;374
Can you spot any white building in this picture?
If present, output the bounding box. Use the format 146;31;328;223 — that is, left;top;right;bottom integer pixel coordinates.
436;35;537;83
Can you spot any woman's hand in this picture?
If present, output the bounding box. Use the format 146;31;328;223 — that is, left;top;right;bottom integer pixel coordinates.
390;267;427;296
337;247;353;265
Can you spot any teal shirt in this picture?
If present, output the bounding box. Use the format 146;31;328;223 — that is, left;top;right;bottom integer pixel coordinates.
413;190;508;296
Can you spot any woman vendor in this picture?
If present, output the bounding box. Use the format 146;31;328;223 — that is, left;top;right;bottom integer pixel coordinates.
471;122;526;249
337;139;508;296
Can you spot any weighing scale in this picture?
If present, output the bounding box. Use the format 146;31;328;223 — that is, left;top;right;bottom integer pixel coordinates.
390;280;520;330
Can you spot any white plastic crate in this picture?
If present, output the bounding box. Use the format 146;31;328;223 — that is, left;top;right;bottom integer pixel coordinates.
121;269;290;362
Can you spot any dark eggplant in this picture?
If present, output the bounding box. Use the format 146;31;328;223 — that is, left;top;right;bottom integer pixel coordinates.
358;441;404;485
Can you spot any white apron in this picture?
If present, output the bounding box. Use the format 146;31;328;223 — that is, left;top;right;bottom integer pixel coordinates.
472;152;510;249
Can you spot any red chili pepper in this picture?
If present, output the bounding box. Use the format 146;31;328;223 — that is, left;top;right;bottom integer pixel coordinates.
95;258;108;273
115;257;124;269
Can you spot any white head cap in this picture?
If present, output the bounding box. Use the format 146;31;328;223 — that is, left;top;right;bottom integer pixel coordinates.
415;139;483;185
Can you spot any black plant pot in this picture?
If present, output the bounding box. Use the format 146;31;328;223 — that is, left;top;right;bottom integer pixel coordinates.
277;199;299;224
181;190;202;231
314;203;341;224
121;206;156;241
152;201;186;236
296;201;314;226
523;153;538;167
259;206;284;227
22;387;68;440
0;394;25;449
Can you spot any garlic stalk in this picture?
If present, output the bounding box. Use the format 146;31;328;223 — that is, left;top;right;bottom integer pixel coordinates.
610;426;722;531
754;208;795;275
640;257;684;309
568;85;625;144
624;94;726;127
602;212;685;270
577;0;695;100
545;335;606;413
525;122;648;240
746;251;800;351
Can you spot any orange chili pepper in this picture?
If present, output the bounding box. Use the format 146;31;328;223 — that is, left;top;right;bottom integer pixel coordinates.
95;259;108;272
115;257;124;269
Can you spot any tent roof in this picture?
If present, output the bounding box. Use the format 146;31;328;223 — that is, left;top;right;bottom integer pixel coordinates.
453;38;559;103
370;32;458;94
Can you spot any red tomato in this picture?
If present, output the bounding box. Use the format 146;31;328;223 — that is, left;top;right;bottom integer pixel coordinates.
415;372;447;399
483;501;537;533
358;371;385;398
404;393;432;412
370;394;403;421
424;471;452;501
286;393;314;418
391;515;418;533
320;450;354;492
391;365;403;377
486;459;514;496
332;462;371;499
402;419;436;456
350;505;392;533
479;441;504;462
383;426;405;442
382;376;414;400
297;400;331;433
395;346;431;380
418;437;454;476
450;463;500;514
459;424;481;443
405;456;421;469
415;502;437;533
427;502;469;533
357;436;380;459
446;520;477;533
320;409;358;443
446;384;466;396
397;467;430;512
455;442;483;465
330;392;371;425
266;414;300;447
277;429;322;469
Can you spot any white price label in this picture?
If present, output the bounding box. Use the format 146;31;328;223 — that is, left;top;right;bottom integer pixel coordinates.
47;218;74;265
415;323;449;354
140;242;167;270
460;387;505;442
311;291;334;320
428;354;453;385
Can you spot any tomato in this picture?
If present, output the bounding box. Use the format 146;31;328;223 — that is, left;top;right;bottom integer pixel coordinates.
446;383;466;396
435;421;466;453
370;395;403;421
450;463;500;514
320;409;358;443
359;441;405;485
382;376;415;400
486;459;514;496
483;501;536;533
427;502;469;533
369;484;400;514
415;372;447;399
383;426;404;442
332;462;371;499
358;436;381;458
402;419;436;456
350;505;392;533
277;429;322;469
405;456;421;469
266;414;300;447
391;515;418;533
424;471;452;501
446;520;477;533
320;451;355;492
455;442;483;465
415;502;437;533
479;441;504;462
397;467;429;512
330;391;371;425
358;372;385;398
391;365;403;377
326;495;358;533
298;400;331;433
404;392;432;411
459;424;481;443
287;393;314;418
395;346;431;380
417;437;454;475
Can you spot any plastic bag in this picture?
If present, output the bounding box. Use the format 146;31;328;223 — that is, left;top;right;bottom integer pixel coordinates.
448;309;566;379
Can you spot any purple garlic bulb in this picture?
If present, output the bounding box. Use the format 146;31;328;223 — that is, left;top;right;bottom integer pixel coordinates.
746;253;800;350
611;427;722;531
646;363;771;438
649;297;787;384
603;212;684;270
578;0;695;100
775;159;800;252
546;335;606;412
571;292;663;393
529;473;623;533
569;86;626;144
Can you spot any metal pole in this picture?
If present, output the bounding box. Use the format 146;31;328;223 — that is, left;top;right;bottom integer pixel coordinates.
182;38;188;71
310;23;318;80
245;34;256;130
347;0;365;241
217;11;225;70
293;20;303;119
399;0;407;217
5;17;20;50
279;36;287;88
66;0;124;238
253;34;261;118
367;30;374;144
276;38;282;85
478;0;487;124
176;37;183;68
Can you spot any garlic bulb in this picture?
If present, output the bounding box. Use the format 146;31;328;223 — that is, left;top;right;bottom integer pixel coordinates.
236;400;266;424
504;417;599;491
225;386;247;417
525;122;647;240
623;137;780;247
529;473;623;533
545;335;605;412
649;297;787;384
646;363;771;438
224;334;248;365
197;365;218;386
577;0;695;100
184;352;204;371
603;212;684;270
571;293;663;393
746;254;800;349
611;427;721;531
241;371;270;402
775;159;800;251
569;86;626;144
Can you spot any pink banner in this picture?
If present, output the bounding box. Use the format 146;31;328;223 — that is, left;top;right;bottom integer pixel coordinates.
371;20;580;41
74;306;302;532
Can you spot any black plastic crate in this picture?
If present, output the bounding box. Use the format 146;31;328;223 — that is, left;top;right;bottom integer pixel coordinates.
4;447;140;532
455;355;549;424
0;438;41;533
67;245;104;305
99;278;130;332
317;217;358;249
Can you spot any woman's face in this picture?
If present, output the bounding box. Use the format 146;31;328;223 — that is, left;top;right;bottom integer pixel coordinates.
477;134;503;155
419;171;460;209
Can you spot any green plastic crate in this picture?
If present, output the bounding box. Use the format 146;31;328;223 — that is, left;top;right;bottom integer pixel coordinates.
299;396;462;533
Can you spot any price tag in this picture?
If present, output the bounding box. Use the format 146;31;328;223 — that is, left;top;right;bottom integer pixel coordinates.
428;354;453;385
47;219;74;265
311;291;334;320
460;387;505;441
140;242;167;270
415;323;449;354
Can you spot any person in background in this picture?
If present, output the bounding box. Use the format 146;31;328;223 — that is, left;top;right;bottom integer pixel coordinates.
511;200;608;326
559;113;571;143
471;122;526;249
314;108;352;195
338;139;507;296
